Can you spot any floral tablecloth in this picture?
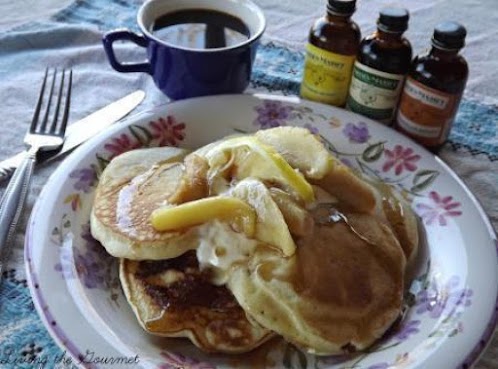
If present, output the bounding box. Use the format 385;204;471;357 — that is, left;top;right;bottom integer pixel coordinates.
0;1;497;368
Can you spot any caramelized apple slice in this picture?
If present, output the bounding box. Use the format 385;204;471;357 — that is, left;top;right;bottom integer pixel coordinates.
255;126;332;179
202;136;315;204
269;188;313;237
255;127;376;213
151;197;256;237
231;179;296;256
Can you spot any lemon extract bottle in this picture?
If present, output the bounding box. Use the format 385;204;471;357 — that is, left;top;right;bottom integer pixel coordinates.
346;8;412;125
300;0;360;107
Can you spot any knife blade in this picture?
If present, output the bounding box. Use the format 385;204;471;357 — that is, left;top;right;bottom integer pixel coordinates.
0;90;145;183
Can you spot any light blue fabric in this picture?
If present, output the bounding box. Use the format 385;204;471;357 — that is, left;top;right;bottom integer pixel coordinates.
0;1;497;369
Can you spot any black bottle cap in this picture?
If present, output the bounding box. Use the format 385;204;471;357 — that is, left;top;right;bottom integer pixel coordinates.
327;0;356;16
377;7;409;33
432;21;466;50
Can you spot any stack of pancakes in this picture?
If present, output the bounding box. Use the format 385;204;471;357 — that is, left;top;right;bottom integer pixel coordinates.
90;127;419;355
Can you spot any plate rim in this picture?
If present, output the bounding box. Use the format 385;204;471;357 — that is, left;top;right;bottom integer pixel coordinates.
25;93;498;369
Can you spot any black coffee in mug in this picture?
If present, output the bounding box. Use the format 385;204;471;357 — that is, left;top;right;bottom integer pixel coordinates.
103;0;266;100
151;9;251;49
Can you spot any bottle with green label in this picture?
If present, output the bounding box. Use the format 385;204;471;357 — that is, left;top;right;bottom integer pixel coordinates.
300;0;361;107
346;8;412;125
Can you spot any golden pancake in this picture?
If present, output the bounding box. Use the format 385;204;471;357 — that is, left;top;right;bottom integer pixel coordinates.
120;251;273;354
223;211;406;355
91;147;208;260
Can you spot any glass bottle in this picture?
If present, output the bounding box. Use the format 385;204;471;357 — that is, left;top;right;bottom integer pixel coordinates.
300;0;361;107
395;22;468;151
346;8;412;125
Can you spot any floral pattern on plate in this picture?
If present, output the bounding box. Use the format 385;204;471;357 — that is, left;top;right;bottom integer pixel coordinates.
415;191;463;226
253;100;343;130
382;145;421;176
53;220;120;307
158;352;216;369
343;121;370;144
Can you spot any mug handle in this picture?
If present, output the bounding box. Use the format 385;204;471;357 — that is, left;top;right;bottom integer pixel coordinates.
102;30;151;74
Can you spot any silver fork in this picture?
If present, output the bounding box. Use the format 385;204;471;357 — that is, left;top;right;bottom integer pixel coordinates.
0;69;72;276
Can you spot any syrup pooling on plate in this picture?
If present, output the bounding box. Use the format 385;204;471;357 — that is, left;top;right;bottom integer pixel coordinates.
91;127;418;355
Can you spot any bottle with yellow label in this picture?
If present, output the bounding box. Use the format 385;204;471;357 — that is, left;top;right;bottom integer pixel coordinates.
300;0;361;107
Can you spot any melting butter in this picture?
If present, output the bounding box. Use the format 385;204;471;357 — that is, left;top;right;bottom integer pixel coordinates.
196;221;258;285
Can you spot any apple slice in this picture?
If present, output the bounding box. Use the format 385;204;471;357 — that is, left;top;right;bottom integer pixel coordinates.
230;179;296;256
202;136;314;204
255;127;376;213
255;126;332;179
151;196;256;237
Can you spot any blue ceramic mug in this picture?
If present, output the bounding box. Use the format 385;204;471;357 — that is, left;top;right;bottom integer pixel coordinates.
103;0;266;100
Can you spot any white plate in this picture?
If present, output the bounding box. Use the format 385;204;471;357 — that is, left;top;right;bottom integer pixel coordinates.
26;94;498;369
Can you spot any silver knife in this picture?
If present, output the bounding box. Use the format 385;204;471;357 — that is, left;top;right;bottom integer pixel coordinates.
0;90;145;182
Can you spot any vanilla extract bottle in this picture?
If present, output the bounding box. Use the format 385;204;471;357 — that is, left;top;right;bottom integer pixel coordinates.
300;0;361;107
395;22;468;151
346;8;412;125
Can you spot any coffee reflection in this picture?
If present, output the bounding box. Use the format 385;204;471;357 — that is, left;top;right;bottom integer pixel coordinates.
151;9;251;49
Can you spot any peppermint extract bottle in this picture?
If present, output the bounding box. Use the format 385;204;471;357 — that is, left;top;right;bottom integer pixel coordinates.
346;8;412;125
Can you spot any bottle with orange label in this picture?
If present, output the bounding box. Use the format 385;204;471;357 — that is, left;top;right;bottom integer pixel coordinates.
395;22;468;152
300;0;361;107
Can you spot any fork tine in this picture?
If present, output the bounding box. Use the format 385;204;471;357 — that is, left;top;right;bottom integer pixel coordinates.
29;68;49;133
47;69;66;134
57;69;72;137
38;68;57;133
